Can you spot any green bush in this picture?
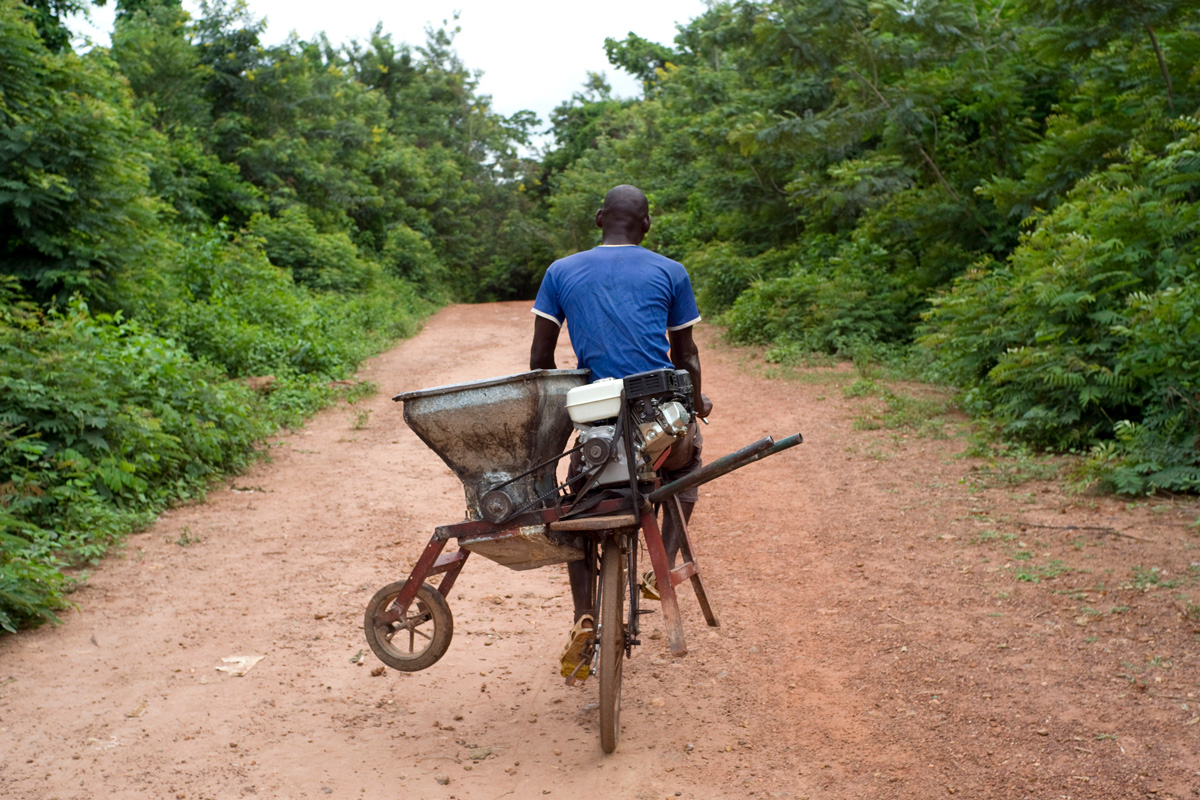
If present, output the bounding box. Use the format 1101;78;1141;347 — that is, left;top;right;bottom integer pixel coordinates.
247;208;377;292
160;226;427;381
922;129;1200;493
165;226;340;377
686;243;810;316
0;294;268;630
381;224;447;292
1082;273;1200;494
0;524;69;633
724;260;911;357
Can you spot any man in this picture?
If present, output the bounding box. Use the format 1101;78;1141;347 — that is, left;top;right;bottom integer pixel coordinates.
529;184;712;679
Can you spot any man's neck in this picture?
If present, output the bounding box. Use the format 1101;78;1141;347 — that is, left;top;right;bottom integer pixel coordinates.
599;235;642;246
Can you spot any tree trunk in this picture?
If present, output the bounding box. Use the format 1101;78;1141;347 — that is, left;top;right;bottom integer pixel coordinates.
1141;20;1175;112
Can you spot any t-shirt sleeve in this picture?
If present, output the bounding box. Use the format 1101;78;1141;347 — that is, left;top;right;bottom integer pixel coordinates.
666;265;701;331
531;265;564;326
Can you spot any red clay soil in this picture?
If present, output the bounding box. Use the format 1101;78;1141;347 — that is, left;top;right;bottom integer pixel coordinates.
2;301;1198;800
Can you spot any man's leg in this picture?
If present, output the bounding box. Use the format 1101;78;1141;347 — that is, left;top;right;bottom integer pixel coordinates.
564;445;595;621
560;448;596;681
567;559;593;622
561;554;596;681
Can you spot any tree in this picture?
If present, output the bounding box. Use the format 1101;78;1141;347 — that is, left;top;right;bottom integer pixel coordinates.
20;0;90;50
1;0;169;305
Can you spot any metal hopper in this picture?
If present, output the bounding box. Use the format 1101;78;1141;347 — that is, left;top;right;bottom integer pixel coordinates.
394;369;589;522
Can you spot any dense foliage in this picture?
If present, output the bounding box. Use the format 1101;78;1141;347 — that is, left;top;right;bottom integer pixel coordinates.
4;0;1199;631
0;0;532;631
532;0;1200;495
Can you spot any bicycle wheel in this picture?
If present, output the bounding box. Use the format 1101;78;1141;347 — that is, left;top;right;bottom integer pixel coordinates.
598;537;626;753
364;581;453;672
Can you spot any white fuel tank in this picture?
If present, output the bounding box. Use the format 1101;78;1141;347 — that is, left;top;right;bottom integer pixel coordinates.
565;378;623;423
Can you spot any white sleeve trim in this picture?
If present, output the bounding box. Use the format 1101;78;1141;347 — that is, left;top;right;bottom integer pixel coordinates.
531;308;563;327
666;316;701;332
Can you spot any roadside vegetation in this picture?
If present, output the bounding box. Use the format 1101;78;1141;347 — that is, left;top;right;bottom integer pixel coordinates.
1;0;537;631
532;0;1199;501
3;0;1198;630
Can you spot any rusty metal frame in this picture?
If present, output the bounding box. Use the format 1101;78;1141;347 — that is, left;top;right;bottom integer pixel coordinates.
374;432;803;651
433;497;634;541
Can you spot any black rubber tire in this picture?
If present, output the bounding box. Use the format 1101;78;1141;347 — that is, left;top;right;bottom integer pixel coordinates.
364;581;453;672
598;538;626;753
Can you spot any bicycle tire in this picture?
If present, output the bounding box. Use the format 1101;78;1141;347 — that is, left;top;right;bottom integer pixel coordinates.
598;537;626;752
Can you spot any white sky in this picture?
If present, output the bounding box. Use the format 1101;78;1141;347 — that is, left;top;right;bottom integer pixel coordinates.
69;1;711;149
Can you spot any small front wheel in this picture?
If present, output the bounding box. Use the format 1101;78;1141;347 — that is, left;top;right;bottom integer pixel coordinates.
364;581;453;672
598;538;627;753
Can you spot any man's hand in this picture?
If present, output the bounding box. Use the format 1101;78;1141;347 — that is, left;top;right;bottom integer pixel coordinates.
668;326;710;418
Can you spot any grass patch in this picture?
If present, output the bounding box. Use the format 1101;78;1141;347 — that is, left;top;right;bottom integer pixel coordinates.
1015;559;1071;583
962;440;1063;489
173;527;201;547
1126;566;1179;591
842;377;956;438
762;364;852;384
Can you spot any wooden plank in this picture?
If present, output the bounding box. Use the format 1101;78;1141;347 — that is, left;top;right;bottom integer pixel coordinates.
669;562;698;586
548;513;639;532
641;510;687;656
668;496;719;627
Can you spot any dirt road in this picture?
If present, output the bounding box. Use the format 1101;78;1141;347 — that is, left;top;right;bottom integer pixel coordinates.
2;302;1198;800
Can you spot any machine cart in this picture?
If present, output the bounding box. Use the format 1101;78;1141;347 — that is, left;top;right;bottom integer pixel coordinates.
365;369;801;752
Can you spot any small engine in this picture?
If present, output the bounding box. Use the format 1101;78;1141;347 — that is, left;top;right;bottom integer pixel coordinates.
565;368;694;489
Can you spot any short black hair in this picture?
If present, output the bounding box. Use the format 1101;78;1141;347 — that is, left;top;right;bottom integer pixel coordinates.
602;184;649;221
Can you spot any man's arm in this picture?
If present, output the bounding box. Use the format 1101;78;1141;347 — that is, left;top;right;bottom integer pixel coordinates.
530;315;561;370
668;326;713;418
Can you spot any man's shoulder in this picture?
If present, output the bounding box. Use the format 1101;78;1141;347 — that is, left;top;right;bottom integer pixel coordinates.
545;249;590;274
547;249;591;270
634;248;686;270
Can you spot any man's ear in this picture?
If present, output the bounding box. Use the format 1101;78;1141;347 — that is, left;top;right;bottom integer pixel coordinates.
642;214;651;234
595;208;604;228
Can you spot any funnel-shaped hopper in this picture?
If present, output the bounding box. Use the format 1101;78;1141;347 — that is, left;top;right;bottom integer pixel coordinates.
394;369;590;519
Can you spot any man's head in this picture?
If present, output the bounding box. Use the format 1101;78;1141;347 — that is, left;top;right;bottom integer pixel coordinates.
595;184;651;245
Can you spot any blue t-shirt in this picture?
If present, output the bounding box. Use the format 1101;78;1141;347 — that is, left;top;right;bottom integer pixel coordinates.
532;245;701;381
